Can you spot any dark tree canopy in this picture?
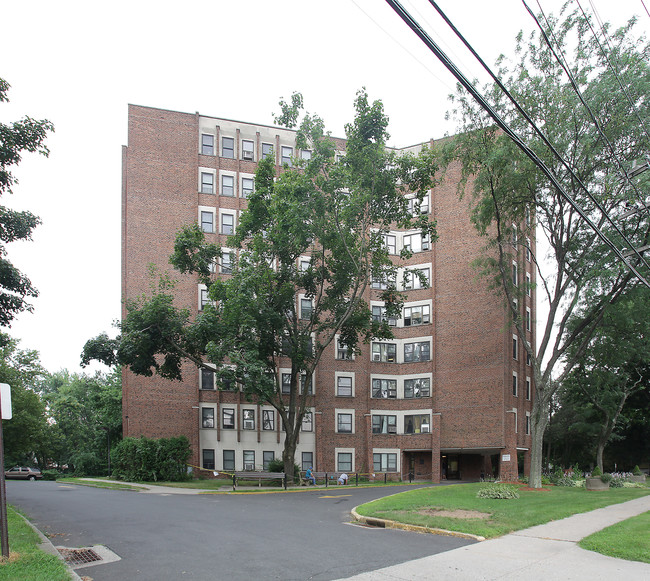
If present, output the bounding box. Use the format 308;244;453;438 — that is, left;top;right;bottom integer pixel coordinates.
0;78;53;326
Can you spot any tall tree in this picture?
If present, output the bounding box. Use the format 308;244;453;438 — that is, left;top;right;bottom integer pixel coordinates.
0;335;49;466
0;78;53;326
557;287;650;471
446;8;650;486
84;90;439;476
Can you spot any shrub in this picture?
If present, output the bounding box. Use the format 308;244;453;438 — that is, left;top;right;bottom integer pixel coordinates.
541;474;552;486
477;483;520;499
632;465;642;476
600;473;613;484
610;476;626;488
267;459;300;481
111;435;191;482
41;470;59;481
554;475;576;487
591;465;603;477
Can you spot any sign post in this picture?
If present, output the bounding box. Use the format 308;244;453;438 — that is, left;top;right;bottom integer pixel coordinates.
0;383;12;558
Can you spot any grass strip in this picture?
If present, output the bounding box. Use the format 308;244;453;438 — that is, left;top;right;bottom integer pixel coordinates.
0;506;71;581
579;511;650;563
355;483;650;539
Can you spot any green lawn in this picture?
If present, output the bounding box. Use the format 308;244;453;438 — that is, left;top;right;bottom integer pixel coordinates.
355;483;650;539
579;511;650;563
57;477;146;491
0;506;71;580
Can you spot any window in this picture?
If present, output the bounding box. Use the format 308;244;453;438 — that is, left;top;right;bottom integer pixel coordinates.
202;449;215;470
281;373;291;394
371;272;394;290
201;211;214;233
281;146;293;166
372;343;397;363
404;268;430;290
221;213;234;235
220;375;235;391
301;374;312;395
526;307;531;332
404;341;430;362
200;287;210;310
302;452;313;471
222;408;235;429
222;136;234;158
408;194;429;215
299;258;311;271
201;408;215;429
512;372;518;396
403;233;430;253
337;339;352;360
511;224;518;247
526;238;531;261
242;139;254;161
512;261;518;286
383;234;396;254
525;412;531;435
513;335;518;360
337;452;352;472
242;177;254;198
337;413;353;433
262;143;274;160
526;273;532;297
404;377;430;398
514;410;518;433
372;305;397;326
223;450;235;471
301;149;312;160
404;305;430;326
301;411;313;432
404;414;430;434
262;410;275;431
526;377;531;400
243;450;255;471
263;451;274;470
374;453;397;472
525;206;531;227
221;174;234;196
300;298;313;320
526;352;532;366
372;415;397;434
242;409;255;430
221;251;232;274
201;172;214;194
337;376;353;397
201;368;215;390
372;378;397;399
201;134;214;155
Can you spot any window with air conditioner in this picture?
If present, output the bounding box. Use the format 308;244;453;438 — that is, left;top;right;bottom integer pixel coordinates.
242;139;254;161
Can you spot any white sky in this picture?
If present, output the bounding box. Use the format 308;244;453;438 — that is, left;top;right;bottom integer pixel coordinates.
1;0;648;374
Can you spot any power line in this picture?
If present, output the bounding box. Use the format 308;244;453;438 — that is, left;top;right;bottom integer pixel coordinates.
385;0;650;289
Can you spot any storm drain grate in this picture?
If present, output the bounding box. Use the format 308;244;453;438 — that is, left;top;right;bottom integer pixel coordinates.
58;547;102;566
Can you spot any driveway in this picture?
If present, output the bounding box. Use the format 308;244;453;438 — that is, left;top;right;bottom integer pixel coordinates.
7;481;474;580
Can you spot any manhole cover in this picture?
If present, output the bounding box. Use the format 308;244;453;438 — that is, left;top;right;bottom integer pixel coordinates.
58;547;102;565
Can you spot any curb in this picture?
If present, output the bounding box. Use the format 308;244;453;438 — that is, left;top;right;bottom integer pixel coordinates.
17;512;83;581
350;506;486;541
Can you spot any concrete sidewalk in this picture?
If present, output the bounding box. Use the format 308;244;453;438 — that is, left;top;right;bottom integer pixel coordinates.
338;495;650;580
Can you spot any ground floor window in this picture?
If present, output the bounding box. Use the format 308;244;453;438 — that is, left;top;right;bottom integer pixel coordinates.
223;450;235;471
337;452;353;472
302;452;313;471
202;449;215;470
263;451;275;470
243;450;255;471
373;453;397;472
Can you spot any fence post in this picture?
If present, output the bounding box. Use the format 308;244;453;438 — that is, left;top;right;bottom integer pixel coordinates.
409;471;413;483
355;473;358;486
284;473;287;490
233;474;237;491
325;473;328;487
384;473;387;484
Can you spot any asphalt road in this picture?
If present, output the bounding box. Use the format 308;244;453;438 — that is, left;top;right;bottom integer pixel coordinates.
7;480;474;580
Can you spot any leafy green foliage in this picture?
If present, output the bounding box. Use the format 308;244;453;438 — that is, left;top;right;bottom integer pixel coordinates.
0;78;53;326
476;483;520;499
591;465;603;477
633;465;642;476
445;7;650;487
111;435;191;482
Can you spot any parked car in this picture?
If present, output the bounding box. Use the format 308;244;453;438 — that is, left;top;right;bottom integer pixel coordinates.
4;466;43;480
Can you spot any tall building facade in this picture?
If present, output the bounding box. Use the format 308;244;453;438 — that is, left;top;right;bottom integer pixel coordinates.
122;104;535;482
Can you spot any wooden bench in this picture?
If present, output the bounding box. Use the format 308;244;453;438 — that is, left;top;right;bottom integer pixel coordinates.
232;471;286;490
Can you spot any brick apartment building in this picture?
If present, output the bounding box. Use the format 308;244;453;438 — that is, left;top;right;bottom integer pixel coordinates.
122;104;535;483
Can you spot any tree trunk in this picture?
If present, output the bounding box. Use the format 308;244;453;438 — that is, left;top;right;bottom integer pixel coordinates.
528;391;551;488
282;431;298;484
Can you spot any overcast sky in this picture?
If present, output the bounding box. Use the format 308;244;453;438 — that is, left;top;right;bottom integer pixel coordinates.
1;0;648;375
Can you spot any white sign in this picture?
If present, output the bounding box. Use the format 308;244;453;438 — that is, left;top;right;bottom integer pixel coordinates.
0;384;11;420
502;454;511;462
